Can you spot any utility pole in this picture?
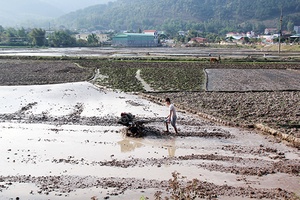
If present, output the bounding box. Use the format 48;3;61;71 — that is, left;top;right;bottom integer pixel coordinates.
278;8;283;54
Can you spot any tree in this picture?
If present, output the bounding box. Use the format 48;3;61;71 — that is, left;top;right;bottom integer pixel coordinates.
0;25;4;34
49;30;76;47
1;28;17;44
87;33;99;46
175;34;185;43
287;21;294;32
254;23;266;34
77;39;88;47
29;28;46;46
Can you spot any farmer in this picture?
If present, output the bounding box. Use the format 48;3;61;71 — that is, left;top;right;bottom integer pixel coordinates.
164;98;178;134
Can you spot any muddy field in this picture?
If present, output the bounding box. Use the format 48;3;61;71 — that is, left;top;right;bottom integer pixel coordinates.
0;57;299;199
205;69;300;91
150;91;300;141
0;59;94;85
76;60;299;143
0;82;299;200
1;59;298;140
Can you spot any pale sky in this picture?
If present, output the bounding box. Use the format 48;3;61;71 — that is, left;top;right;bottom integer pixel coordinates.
0;0;116;26
41;0;116;13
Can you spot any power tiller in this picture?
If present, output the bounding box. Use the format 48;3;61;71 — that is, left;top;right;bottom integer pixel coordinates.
117;112;154;137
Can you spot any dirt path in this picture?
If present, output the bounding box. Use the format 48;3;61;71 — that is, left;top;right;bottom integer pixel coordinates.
135;69;154;92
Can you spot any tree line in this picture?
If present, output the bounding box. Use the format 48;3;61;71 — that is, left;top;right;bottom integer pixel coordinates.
0;26;112;47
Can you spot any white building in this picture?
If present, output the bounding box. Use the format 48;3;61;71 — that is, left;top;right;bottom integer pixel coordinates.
76;33;109;42
294;26;300;34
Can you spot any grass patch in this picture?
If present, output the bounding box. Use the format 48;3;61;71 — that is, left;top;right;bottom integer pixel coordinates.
140;62;205;91
78;60;206;92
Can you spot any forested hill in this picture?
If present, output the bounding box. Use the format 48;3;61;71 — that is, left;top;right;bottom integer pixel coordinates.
55;0;300;35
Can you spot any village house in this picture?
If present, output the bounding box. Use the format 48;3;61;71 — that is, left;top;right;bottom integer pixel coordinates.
143;30;158;37
143;30;159;44
75;33;109;42
290;34;300;43
259;35;276;43
185;37;207;47
294;26;300;34
223;32;247;45
190;37;207;44
226;32;245;38
264;28;278;35
178;31;187;36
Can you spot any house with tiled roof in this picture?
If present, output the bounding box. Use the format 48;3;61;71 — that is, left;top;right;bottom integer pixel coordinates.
264;28;277;35
190;37;207;43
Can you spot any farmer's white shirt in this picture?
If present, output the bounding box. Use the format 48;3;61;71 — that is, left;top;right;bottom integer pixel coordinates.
169;104;177;118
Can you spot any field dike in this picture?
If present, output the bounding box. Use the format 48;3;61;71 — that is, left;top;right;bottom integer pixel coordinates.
140;93;300;149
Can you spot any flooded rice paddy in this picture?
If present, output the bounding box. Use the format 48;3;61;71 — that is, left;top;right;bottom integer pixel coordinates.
0;82;299;199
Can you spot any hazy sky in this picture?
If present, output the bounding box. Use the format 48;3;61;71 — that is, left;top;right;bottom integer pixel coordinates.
0;0;116;26
41;0;116;13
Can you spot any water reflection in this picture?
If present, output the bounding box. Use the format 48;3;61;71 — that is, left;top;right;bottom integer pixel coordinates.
118;136;177;157
167;139;176;157
118;138;144;153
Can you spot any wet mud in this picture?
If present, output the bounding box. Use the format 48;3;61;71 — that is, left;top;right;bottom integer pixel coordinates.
0;82;299;200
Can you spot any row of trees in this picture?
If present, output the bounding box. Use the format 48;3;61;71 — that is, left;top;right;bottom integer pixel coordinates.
0;24;295;48
0;26;108;47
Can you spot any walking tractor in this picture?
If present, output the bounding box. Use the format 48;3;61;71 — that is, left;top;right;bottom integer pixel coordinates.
117;112;157;137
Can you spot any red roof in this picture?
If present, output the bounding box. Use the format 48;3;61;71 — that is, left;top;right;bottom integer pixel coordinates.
143;30;156;32
191;37;207;43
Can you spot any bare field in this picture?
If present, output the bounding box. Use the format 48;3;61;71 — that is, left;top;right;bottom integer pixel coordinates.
0;82;299;200
0;59;94;85
151;91;300;140
0;58;299;140
206;69;300;91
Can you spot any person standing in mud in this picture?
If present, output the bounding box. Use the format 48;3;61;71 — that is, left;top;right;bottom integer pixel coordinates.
165;98;178;134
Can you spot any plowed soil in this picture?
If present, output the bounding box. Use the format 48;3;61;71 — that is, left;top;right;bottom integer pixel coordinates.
0;59;94;85
206;69;300;91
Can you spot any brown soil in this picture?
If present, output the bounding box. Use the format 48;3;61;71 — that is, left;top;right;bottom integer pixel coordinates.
0;59;94;85
149;91;300;143
206;69;300;91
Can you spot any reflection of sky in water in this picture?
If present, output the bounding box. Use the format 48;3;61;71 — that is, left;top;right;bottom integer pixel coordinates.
0;82;166;117
118;136;177;157
0;47;263;58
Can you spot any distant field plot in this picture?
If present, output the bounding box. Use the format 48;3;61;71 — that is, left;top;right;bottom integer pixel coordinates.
206;69;300;91
0;60;93;85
